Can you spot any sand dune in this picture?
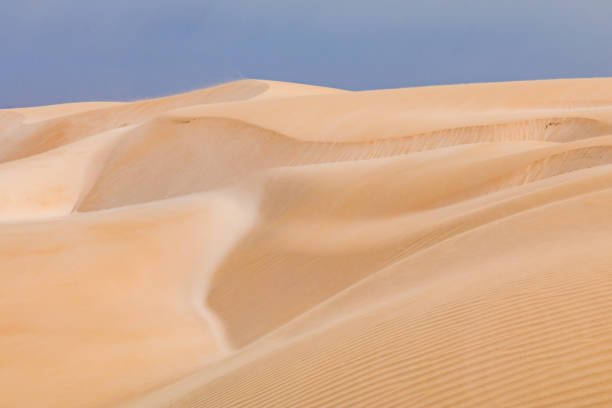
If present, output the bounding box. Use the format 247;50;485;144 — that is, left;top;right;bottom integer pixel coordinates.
2;78;612;407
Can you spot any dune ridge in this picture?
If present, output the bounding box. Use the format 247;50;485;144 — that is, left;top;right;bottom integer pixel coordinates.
2;78;612;407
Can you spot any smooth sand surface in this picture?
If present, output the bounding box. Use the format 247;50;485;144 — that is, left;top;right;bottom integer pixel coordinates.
2;78;612;407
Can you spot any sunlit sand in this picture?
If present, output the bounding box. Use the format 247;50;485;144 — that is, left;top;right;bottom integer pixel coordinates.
2;78;612;407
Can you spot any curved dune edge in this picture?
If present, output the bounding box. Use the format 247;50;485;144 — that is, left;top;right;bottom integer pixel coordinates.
2;78;612;407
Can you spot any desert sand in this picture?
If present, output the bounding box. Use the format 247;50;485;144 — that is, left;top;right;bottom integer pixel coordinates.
2;78;612;407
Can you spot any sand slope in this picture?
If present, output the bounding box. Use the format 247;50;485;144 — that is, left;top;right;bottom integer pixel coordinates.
2;78;612;407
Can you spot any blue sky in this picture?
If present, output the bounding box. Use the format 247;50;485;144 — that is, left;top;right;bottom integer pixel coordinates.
2;0;611;107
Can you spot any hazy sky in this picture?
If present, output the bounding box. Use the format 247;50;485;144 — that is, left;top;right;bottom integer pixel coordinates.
2;0;612;107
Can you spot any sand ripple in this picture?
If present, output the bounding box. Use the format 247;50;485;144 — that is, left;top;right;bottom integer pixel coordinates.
2;79;612;407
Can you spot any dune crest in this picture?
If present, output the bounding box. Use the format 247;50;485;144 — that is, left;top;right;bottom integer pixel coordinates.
2;78;612;407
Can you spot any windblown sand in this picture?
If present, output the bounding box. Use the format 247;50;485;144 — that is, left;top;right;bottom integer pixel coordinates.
2;78;612;407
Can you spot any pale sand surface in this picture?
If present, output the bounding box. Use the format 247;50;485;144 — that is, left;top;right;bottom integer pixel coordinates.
2;78;612;407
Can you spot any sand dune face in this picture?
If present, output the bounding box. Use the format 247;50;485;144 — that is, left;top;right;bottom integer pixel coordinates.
2;79;612;407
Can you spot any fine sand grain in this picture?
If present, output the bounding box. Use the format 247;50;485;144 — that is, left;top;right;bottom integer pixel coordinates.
2;78;612;407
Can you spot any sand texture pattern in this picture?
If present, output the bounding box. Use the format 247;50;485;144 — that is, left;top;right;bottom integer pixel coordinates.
2;78;612;407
